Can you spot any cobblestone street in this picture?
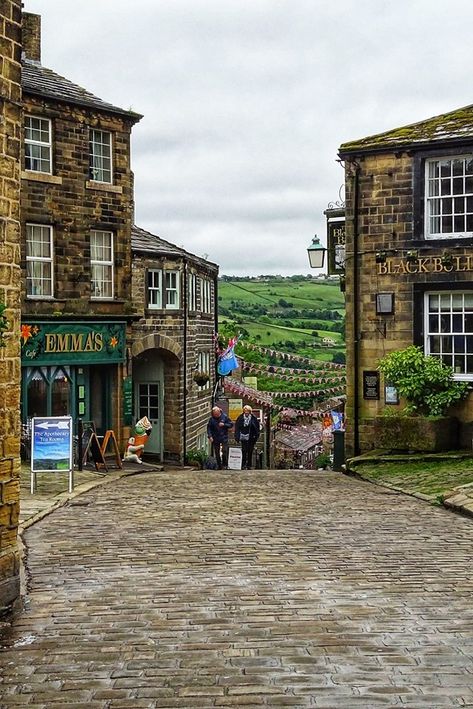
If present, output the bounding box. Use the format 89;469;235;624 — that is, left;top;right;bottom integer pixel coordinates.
1;469;473;708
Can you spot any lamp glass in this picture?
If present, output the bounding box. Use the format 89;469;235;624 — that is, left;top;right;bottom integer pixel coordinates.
307;240;326;269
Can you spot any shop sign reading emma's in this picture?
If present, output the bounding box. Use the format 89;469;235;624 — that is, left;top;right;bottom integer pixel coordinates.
21;322;126;365
378;255;473;276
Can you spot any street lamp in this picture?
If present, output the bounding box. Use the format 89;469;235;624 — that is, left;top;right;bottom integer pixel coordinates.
307;234;327;269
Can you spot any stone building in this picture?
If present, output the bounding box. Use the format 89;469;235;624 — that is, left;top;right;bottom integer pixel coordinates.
0;0;22;616
131;226;218;463
19;13;142;441
339;105;473;456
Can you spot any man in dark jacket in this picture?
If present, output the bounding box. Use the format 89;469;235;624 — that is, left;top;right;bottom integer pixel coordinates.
207;406;234;469
235;405;260;469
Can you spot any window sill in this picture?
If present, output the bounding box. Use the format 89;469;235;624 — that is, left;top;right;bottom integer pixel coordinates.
21;171;62;185
86;180;123;194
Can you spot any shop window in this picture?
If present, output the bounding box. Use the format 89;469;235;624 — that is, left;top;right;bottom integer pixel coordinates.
25;115;52;173
52;369;70;416
89;129;112;183
27;369;48;418
25;366;71;418
26;224;53;298
425;155;473;239
424;291;473;379
91;230;114;299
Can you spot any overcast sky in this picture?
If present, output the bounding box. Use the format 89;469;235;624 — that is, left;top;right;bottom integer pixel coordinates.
25;0;473;276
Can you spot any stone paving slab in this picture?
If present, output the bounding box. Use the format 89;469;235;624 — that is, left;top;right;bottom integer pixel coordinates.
1;470;473;707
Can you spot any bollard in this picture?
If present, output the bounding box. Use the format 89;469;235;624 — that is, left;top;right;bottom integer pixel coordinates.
332;429;345;472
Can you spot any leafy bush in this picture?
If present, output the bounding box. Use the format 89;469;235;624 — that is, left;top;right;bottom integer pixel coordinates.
185;448;208;468
378;345;469;417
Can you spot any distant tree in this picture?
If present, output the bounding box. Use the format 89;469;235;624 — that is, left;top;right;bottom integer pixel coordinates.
332;352;346;364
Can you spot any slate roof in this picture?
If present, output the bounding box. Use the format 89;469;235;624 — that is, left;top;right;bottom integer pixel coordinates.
339;103;473;155
274;424;323;452
131;225;218;271
22;58;142;121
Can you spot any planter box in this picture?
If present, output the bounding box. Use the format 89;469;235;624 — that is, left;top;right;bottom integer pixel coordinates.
373;415;458;452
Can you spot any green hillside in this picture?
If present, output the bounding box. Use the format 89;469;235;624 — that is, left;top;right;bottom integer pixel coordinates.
218;276;345;363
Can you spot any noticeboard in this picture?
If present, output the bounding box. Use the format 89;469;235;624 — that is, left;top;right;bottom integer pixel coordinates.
363;370;380;400
31;416;73;473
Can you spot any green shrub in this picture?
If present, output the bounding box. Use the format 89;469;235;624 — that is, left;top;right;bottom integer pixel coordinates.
378;345;469;417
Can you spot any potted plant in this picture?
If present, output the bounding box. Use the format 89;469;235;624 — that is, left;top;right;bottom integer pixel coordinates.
185;448;208;469
193;371;209;387
375;345;469;452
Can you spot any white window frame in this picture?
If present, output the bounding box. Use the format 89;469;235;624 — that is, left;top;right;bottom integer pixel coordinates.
424;291;473;381
90;230;114;300
147;269;162;309
25;115;52;174
89;129;112;183
164;270;180;309
196;431;209;453
200;277;212;314
425;155;473;239
197;351;211;389
188;272;197;312
26;223;54;299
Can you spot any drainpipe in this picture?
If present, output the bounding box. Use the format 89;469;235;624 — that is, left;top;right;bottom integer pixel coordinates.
352;164;361;456
182;258;188;465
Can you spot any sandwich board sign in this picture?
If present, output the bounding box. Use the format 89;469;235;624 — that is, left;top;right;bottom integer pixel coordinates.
31;416;74;493
228;446;242;470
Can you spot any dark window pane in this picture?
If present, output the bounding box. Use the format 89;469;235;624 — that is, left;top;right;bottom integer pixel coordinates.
442;336;453;353
454;215;464;232
454;197;465;213
453;177;463;195
465;314;473;332
429;314;439;333
454;356;465;373
441;178;451;195
443;197;453;214
466;176;473;193
440;161;451;177
467;355;473;373
467;214;473;231
453;314;463;332
454;335;466;352
440;314;451;333
430;335;440;353
453;160;463;176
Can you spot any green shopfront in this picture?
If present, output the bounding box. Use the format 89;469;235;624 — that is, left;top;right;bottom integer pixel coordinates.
21;320;127;437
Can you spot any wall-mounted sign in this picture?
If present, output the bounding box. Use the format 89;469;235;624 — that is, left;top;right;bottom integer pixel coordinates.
228;399;243;420
21;321;126;365
377;255;473;276
327;220;346;275
123;376;133;426
376;292;395;315
385;384;399;405
363;370;380;400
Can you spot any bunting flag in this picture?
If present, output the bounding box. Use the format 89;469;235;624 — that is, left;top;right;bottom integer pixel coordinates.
217;335;240;376
238;358;346;383
237;341;346;370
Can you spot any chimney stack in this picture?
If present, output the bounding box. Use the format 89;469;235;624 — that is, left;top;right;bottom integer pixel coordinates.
22;13;41;63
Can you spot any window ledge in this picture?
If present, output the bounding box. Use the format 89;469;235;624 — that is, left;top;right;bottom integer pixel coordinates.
21;171;62;185
86;180;123;194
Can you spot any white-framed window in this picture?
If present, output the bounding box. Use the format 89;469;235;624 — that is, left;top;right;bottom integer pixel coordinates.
25;115;52;173
26;224;53;298
424;291;473;379
90;230;114;299
89;129;112;183
188;272;197;312
196;431;209;453
165;271;180;309
200;277;212;313
146;269;180;309
147;269;162;309
425;156;473;239
197;351;211;389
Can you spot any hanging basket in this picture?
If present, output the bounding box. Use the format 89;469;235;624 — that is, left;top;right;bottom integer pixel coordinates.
193;372;209;386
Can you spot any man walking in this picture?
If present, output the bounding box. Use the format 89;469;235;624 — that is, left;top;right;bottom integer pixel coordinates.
207;406;233;469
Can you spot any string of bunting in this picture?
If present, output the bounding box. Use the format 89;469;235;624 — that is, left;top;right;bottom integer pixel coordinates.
239;358;346;383
268;386;346;399
223;378;345;419
238;342;346;370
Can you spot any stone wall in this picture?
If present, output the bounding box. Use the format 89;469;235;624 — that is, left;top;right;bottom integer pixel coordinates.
131;254;217;461
21;95;136;318
344;152;473;456
0;0;22;615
